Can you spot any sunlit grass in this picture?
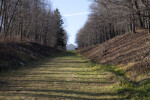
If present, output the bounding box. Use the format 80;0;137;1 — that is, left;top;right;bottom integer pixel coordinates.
0;52;147;99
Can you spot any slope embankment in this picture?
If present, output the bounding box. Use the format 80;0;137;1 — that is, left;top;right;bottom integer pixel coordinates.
0;42;61;71
79;30;150;82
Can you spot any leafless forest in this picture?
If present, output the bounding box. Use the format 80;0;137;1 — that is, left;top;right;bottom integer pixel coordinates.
0;0;149;99
0;0;67;49
77;0;150;48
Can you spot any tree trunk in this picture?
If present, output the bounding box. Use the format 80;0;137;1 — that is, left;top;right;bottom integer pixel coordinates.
0;0;4;33
148;10;150;33
132;12;136;33
134;1;144;28
4;0;8;39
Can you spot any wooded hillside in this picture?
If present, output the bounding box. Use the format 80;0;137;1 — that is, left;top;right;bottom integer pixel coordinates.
77;0;150;48
0;0;67;49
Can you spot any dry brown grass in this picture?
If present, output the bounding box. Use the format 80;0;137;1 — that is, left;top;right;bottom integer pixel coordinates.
79;30;150;82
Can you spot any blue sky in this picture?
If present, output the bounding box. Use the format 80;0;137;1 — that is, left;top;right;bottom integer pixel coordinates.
50;0;92;45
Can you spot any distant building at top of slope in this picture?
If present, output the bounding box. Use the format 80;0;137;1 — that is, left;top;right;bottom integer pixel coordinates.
66;44;77;50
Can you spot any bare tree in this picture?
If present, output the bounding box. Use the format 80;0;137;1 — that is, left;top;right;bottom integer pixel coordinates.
76;0;150;48
0;0;68;48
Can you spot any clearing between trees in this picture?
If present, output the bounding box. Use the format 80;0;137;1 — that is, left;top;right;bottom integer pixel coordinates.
0;52;149;100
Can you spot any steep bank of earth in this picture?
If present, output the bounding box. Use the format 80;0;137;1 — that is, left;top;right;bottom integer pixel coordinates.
79;31;150;82
0;42;61;71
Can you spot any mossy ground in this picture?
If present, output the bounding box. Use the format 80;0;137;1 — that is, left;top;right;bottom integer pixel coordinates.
0;52;149;99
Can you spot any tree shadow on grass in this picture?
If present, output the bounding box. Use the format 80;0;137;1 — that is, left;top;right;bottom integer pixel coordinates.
24;72;107;76
0;89;127;100
10;79;114;84
0;52;129;99
54;51;78;57
56;60;89;64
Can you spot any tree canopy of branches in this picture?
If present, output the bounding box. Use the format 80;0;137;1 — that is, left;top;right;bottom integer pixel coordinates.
76;0;150;48
0;0;67;49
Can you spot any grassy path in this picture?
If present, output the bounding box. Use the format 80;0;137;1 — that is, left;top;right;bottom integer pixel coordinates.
0;52;125;100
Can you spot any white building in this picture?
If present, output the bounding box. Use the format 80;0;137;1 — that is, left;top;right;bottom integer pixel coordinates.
66;44;77;50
